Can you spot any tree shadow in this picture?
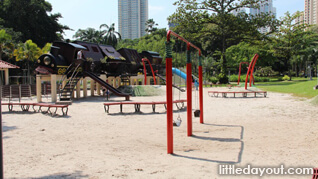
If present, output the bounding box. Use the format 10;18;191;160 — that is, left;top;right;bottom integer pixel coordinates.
172;123;244;164
23;170;89;179
2;122;18;139
3;125;17;133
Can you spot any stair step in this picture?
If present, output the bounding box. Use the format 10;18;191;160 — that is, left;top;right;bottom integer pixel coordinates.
61;94;71;96
56;101;72;105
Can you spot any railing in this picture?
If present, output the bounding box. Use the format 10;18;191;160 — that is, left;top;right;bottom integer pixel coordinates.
58;62;82;99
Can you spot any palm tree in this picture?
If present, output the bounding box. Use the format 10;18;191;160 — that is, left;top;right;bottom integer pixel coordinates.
145;19;158;34
100;23;121;47
14;40;42;84
73;28;103;43
0;29;14;60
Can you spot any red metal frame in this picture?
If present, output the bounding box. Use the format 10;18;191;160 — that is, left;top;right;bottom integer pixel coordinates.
198;65;203;124
245;54;259;90
166;30;203;154
166;57;173;154
186;61;192;136
249;55;259;87
238;62;249;85
142;58;157;85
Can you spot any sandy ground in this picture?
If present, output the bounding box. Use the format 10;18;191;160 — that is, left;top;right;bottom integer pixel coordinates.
2;86;318;179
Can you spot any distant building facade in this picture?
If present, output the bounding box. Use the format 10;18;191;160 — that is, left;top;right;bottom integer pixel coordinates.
295;11;305;25
118;0;148;39
231;7;246;16
304;0;318;25
250;0;276;34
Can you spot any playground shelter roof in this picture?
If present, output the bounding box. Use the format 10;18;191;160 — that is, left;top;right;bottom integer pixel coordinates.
0;60;20;69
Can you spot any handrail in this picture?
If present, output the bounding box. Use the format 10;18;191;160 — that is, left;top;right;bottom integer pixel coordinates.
59;62;82;99
58;63;75;91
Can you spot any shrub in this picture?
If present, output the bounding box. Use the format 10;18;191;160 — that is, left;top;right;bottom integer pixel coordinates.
254;66;276;77
217;73;229;84
229;75;238;82
209;76;218;84
282;75;290;81
246;76;270;82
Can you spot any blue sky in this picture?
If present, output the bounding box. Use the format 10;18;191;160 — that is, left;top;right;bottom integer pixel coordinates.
46;0;304;40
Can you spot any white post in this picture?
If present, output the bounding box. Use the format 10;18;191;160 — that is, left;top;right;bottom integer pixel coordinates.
51;74;57;103
4;69;9;85
76;80;81;98
91;79;95;96
36;75;42;102
83;77;87;98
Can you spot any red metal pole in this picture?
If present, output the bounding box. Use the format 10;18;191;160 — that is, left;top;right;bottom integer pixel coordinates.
142;59;147;85
238;63;242;85
166;57;173;154
186;43;192;136
187;63;192;136
238;62;249;85
245;54;259;89
245;57;255;90
198;65;204;124
249;54;259;87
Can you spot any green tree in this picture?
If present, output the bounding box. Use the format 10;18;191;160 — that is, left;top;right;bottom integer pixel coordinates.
225;41;277;70
73;23;121;47
0;0;70;47
0;29;14;60
14;40;42;84
169;0;279;83
145;19;158;34
100;23;121;47
270;11;317;79
73;28;103;43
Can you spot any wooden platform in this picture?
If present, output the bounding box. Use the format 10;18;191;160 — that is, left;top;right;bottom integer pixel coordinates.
103;99;187;113
2;102;69;116
208;91;267;98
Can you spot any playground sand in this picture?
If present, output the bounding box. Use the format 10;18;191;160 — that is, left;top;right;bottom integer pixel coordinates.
2;86;318;179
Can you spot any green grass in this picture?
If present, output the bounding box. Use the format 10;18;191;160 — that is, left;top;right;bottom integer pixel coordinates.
256;78;318;98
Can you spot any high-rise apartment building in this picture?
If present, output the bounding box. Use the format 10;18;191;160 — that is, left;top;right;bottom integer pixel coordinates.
304;0;318;25
295;11;305;25
231;7;246;16
250;0;276;34
118;0;148;40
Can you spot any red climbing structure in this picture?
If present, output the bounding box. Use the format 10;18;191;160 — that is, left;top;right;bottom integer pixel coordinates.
238;62;249;85
245;54;259;90
142;58;157;85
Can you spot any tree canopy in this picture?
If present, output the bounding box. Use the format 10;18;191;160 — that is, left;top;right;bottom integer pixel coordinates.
270;11;318;77
168;0;279;82
0;29;14;61
73;23;121;47
145;19;158;34
0;0;70;47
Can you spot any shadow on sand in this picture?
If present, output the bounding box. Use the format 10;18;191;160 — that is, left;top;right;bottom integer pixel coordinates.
23;170;89;179
173;123;244;164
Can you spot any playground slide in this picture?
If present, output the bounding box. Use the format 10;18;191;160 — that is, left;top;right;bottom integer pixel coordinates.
83;71;130;101
172;67;199;88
